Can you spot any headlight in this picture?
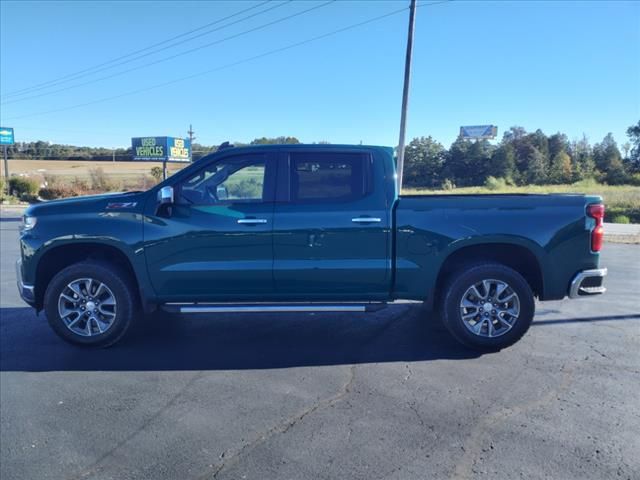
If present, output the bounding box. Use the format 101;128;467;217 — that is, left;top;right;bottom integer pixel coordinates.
22;216;37;230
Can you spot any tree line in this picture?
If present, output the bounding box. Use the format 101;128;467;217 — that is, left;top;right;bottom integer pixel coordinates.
403;122;640;188
3;136;306;162
5;123;640;186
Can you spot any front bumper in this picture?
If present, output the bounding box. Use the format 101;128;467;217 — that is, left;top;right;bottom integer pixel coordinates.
569;268;607;298
16;259;36;306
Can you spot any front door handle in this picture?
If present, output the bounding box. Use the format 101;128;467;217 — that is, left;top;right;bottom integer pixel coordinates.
352;217;382;223
237;218;268;225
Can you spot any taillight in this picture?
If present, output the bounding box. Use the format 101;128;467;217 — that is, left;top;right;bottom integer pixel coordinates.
587;204;605;252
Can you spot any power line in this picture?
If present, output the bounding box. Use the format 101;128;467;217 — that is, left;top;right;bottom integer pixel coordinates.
1;0;337;106
3;1;451;121
1;1;295;102
0;0;274;99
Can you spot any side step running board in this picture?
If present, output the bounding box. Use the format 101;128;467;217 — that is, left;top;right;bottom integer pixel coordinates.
161;303;388;314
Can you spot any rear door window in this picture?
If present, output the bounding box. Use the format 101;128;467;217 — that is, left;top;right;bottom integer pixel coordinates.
289;152;372;203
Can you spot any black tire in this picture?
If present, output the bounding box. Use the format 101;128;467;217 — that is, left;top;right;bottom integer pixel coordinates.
440;263;535;351
44;261;137;347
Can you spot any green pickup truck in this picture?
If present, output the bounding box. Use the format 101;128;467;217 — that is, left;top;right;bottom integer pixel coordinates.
16;144;607;350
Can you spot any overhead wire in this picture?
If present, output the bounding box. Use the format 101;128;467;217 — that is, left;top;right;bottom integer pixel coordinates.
0;0;300;105
2;0;276;97
2;1;452;121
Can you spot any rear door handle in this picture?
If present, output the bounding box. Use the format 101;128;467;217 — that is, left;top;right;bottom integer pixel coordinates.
352;217;382;223
237;218;268;225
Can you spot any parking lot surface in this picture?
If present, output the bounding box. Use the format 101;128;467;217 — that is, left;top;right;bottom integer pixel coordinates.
1;218;639;480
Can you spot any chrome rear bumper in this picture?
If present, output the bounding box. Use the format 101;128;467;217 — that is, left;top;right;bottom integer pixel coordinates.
569;268;607;299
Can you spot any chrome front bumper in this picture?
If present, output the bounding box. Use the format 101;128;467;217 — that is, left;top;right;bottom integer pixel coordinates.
16;259;35;306
569;268;607;299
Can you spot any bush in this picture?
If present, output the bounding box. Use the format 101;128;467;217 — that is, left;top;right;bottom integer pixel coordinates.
440;178;456;190
39;186;80;200
571;177;600;188
71;177;90;193
605;207;640;224
150;166;164;183
611;215;630;224
629;173;640;186
484;176;510;191
88;167;114;192
8;176;40;200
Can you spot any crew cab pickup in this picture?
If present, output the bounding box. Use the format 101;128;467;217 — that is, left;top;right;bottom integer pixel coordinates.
16;144;607;350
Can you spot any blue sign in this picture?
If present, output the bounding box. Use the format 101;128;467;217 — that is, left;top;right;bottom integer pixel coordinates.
460;125;498;140
131;136;191;162
0;127;14;145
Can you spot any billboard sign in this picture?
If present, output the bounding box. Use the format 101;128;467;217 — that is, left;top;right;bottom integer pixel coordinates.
131;136;191;161
0;127;15;145
459;125;498;140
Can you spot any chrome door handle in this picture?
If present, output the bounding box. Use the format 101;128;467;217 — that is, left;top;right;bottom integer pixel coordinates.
352;217;382;223
237;218;268;225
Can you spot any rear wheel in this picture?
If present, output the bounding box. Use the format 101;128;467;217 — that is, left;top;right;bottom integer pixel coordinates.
44;261;136;347
440;263;535;351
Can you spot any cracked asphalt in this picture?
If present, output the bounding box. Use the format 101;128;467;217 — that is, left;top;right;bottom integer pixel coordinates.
1;218;639;480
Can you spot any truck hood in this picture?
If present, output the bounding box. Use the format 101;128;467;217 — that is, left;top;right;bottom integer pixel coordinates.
24;191;148;217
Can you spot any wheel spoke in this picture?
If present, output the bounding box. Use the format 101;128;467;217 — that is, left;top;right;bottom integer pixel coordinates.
462;311;478;320
500;292;517;303
486;319;495;337
60;293;77;303
470;285;485;300
472;319;486;335
98;305;116;318
496;315;513;330
60;308;79;320
66;315;82;328
101;296;116;306
482;280;492;298
67;282;84;299
92;317;104;334
94;282;107;298
461;297;477;308
495;282;508;299
84;317;93;336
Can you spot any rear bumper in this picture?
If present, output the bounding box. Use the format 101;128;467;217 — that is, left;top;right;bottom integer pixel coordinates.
16;259;36;306
569;268;607;299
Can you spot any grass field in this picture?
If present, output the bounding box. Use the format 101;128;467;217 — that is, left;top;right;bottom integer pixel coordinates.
402;182;639;207
403;182;640;222
0;159;187;180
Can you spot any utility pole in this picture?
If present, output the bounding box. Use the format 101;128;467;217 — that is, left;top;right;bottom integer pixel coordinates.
187;124;196;162
396;0;417;193
3;146;8;192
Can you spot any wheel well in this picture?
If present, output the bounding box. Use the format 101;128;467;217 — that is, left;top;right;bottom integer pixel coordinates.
434;243;543;303
35;243;140;310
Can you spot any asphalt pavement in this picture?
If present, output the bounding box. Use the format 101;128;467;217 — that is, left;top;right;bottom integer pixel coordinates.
1;217;639;480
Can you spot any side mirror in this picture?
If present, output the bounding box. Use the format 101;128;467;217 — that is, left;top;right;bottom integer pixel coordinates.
156;186;174;217
158;186;174;205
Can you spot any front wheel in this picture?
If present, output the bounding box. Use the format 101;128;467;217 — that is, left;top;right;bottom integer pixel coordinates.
440;263;535;351
44;261;136;347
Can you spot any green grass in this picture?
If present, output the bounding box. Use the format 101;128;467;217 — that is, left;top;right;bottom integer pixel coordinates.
402;181;640;223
